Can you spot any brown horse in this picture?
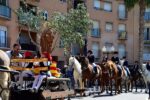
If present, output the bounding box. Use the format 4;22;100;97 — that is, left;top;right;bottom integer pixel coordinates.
78;56;102;93
129;67;144;92
100;60;122;95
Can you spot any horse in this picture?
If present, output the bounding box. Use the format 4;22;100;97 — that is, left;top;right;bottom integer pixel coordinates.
129;66;144;92
119;59;131;93
101;60;122;95
68;56;84;95
78;56;102;94
0;50;11;100
99;61;111;94
141;63;150;94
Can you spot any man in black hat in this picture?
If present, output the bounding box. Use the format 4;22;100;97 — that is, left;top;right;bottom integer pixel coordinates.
87;50;97;74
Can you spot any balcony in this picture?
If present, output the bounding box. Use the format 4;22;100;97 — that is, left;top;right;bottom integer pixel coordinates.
144;12;150;21
118;11;127;20
91;28;101;38
20;43;37;51
144;40;150;46
0;37;10;48
118;31;127;40
28;0;40;2
0;5;11;19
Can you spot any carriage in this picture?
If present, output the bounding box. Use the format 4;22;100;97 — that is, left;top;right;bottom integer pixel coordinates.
0;57;74;100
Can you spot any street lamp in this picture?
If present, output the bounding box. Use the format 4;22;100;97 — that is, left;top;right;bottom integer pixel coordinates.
102;45;115;59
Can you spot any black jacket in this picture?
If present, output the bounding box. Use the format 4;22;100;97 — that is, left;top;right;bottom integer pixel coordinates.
123;60;128;67
87;54;95;64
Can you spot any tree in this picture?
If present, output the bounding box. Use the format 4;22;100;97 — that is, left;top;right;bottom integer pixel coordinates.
49;4;91;55
15;1;91;56
15;0;58;53
124;0;150;67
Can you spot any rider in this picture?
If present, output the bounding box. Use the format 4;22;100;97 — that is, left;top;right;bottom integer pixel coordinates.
111;52;120;64
87;50;97;74
122;56;131;76
146;61;150;71
133;61;139;72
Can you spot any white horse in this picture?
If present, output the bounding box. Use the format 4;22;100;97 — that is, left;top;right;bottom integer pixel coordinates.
68;56;84;91
119;59;131;92
0;50;11;100
141;64;150;93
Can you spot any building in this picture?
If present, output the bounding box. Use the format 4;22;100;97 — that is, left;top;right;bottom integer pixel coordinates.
144;7;150;61
0;0;67;62
0;0;141;64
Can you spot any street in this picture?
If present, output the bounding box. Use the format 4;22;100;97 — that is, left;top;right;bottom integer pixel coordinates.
68;89;149;100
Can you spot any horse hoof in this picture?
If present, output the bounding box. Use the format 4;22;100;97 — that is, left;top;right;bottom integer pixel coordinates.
83;93;86;97
89;93;91;96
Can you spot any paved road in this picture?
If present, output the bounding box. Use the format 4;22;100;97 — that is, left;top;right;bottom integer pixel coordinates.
68;90;149;100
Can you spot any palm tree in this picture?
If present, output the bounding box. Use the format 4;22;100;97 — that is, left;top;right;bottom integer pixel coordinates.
124;0;150;67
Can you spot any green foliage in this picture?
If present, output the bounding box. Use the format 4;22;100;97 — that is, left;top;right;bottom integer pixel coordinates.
124;0;139;10
124;0;150;10
50;4;92;52
15;2;91;55
15;2;45;33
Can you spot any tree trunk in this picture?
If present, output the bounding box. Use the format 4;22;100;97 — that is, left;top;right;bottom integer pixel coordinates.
139;0;145;68
40;32;54;53
67;0;73;12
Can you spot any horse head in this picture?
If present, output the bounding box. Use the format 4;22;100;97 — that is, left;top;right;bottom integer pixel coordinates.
69;56;75;68
78;56;89;70
0;50;10;69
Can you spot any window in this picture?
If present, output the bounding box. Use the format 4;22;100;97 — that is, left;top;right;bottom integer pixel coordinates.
60;0;66;2
59;39;64;48
92;42;100;58
104;2;112;12
20;1;37;15
71;43;80;55
0;26;7;47
118;4;126;19
93;0;100;9
146;7;150;12
0;0;7;6
43;11;48;21
118;44;126;59
105;22;113;32
118;24;126;32
74;0;85;9
91;21;100;37
144;27;150;40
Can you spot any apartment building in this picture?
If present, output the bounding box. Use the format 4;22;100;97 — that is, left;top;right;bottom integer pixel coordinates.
0;0;140;64
144;7;150;61
0;0;67;61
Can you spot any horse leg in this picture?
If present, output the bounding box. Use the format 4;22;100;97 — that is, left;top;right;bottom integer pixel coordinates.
110;79;113;95
148;83;150;99
79;78;84;96
145;82;148;93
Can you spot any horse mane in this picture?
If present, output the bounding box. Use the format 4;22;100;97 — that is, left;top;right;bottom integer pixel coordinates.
0;50;10;69
69;56;82;74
